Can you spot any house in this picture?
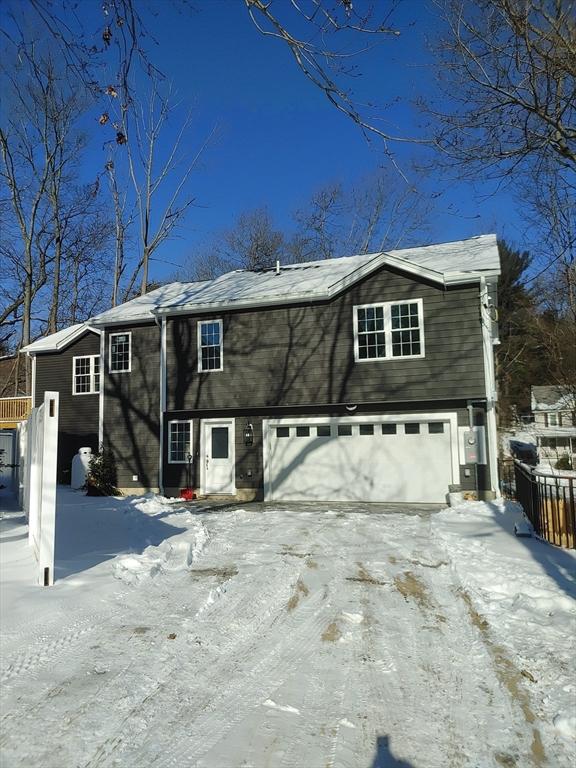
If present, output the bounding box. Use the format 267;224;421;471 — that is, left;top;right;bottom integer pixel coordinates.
20;234;501;503
531;385;576;464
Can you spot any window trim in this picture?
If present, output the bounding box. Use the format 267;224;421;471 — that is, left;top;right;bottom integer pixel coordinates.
353;298;425;363
168;419;193;464
72;354;100;395
109;331;132;373
197;318;223;373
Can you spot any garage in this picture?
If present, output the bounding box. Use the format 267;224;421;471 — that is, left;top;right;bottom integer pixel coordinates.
263;415;458;503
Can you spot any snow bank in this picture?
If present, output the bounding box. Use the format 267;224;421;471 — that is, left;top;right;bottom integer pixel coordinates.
113;520;209;584
433;500;576;750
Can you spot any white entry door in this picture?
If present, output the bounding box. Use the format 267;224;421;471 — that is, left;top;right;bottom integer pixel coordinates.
202;419;235;494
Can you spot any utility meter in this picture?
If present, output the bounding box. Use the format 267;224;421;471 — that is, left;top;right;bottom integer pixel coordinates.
464;430;478;464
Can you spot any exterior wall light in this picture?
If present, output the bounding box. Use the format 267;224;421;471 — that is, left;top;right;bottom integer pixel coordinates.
345;404;357;412
244;422;254;446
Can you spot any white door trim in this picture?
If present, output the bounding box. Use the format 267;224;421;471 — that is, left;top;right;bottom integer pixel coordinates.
201;418;236;495
263;412;459;501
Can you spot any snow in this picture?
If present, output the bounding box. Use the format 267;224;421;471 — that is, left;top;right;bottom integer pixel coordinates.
155;234;499;314
1;487;575;768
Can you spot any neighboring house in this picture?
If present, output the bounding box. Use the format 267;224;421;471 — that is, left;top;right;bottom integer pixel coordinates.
531;385;576;463
21;234;501;503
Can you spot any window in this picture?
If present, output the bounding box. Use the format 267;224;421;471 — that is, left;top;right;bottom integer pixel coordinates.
73;355;100;395
198;320;223;372
337;424;353;436
405;423;420;434
353;299;424;362
547;413;558;427
428;422;445;434
382;424;397;435
276;427;290;438
317;425;331;437
168;421;192;463
109;333;131;373
296;426;310;437
359;424;374;435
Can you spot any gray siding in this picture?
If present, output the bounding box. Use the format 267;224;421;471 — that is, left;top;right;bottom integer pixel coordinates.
34;331;100;483
103;323;161;491
166;266;486;412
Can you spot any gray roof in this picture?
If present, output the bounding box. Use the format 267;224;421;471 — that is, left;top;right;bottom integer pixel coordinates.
155;234;500;316
21;324;98;354
20;234;500;351
531;386;573;409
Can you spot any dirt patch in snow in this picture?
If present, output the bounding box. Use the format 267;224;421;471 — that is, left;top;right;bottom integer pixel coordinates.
346;562;386;586
287;578;309;611
189;565;238;582
321;621;342;642
393;571;432;610
459;589;546;768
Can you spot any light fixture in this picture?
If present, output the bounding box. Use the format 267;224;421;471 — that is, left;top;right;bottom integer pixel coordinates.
244;421;254;446
345;404;357;413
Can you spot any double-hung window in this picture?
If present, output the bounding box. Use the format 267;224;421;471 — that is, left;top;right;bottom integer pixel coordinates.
168;420;193;463
353;299;424;362
109;332;131;373
73;355;100;395
198;319;223;372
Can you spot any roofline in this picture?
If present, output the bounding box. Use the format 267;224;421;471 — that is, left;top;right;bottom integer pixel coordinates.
20;324;101;355
152;256;499;317
88;317;158;328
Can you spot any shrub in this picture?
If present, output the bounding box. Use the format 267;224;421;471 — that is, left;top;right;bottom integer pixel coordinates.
86;447;120;496
555;454;573;471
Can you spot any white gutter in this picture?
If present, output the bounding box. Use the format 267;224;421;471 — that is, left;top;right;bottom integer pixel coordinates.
480;276;500;498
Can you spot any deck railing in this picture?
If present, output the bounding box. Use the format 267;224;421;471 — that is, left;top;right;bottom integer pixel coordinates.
513;460;575;549
0;396;32;424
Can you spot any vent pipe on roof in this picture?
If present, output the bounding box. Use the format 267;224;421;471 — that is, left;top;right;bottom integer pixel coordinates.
275;259;280;275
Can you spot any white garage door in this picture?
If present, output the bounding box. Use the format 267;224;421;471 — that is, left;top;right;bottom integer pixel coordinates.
265;416;457;503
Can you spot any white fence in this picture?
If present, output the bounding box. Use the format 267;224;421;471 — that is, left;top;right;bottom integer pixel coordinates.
20;392;59;586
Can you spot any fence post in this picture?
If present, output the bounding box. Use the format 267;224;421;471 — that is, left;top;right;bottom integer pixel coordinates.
38;392;58;586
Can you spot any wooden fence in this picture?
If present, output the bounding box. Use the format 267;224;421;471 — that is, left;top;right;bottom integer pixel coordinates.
0;396;32;425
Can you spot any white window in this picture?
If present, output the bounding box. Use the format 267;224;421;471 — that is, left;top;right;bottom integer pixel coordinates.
198;319;223;372
547;413;558;427
73;355;100;395
353;299;424;362
109;332;131;373
168;420;193;463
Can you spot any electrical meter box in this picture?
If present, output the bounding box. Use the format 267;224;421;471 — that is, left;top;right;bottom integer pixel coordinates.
463;430;479;464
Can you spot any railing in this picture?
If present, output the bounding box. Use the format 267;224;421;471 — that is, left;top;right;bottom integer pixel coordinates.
513;460;575;549
0;396;32;424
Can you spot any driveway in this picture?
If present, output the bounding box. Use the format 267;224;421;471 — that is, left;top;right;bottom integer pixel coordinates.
0;498;553;767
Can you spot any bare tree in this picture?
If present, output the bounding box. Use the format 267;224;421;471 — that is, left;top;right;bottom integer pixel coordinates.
429;0;575;178
0;49;111;373
107;80;213;297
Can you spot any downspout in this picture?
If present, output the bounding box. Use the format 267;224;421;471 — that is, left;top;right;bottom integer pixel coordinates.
98;331;105;446
155;314;166;495
479;276;500;499
29;352;36;408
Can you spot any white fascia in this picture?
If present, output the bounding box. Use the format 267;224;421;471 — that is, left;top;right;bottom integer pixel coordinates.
480;276;500;498
30;353;36;408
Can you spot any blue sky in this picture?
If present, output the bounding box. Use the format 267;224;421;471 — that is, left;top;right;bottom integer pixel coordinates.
6;0;528;282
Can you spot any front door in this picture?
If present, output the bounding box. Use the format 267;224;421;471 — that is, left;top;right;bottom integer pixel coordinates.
202;419;235;494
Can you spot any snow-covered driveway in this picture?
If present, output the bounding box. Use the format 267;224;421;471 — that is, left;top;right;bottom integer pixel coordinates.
1;491;574;768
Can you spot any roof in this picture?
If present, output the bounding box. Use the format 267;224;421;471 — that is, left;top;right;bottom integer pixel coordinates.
20;324;99;354
89;282;207;326
154;234;500;316
531;386;575;411
19;235;501;349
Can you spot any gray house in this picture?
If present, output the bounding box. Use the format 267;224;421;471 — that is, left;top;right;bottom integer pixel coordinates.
21;234;501;503
531;385;576;462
